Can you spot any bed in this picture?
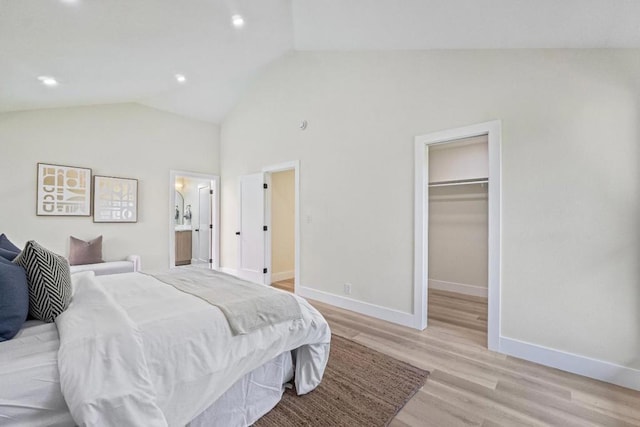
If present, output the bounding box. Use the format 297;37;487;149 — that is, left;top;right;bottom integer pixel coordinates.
0;269;331;426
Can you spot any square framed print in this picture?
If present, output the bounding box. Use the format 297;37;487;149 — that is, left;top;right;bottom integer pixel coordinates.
36;163;92;216
93;175;138;223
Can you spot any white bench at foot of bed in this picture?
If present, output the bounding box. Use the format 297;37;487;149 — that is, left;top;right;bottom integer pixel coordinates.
70;255;141;276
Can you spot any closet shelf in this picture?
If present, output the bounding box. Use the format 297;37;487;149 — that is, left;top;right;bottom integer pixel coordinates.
428;178;488;188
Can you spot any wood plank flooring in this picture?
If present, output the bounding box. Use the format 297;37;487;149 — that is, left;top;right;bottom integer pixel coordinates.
272;281;640;426
271;278;294;293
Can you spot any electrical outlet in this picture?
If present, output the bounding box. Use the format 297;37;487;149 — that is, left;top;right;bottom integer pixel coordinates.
344;283;352;295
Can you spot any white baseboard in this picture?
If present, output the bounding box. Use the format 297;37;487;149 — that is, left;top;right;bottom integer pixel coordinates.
271;270;294;282
429;279;488;298
500;336;640;391
297;286;415;328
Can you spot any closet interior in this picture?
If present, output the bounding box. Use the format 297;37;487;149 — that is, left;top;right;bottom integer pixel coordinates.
427;135;489;337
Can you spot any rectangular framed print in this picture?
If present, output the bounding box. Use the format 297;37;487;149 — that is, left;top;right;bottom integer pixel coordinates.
93;175;138;223
36;163;92;216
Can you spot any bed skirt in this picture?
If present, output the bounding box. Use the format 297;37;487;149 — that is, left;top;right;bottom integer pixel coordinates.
188;351;293;426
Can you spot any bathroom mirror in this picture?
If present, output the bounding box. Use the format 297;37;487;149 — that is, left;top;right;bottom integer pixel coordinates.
175;190;184;225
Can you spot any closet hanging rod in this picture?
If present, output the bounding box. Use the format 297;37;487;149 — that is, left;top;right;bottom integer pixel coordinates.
428;178;488;188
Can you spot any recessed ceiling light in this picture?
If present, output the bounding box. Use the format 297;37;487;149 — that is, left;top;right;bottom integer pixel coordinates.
175;74;187;84
231;14;244;28
37;76;58;87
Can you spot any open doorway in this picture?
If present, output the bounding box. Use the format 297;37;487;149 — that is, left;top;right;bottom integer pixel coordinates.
169;170;220;270
268;169;295;292
235;161;300;290
427;136;489;338
414;121;501;351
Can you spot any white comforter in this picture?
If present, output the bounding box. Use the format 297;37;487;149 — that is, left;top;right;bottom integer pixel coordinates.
2;271;331;427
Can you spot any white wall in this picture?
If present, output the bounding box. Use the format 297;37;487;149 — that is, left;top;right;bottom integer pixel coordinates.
0;103;219;270
220;50;640;371
271;169;295;279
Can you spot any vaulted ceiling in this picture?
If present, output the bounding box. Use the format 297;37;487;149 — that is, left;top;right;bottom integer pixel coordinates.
2;0;639;123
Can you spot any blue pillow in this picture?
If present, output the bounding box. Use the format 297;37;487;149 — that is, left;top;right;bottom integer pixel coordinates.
0;247;19;261
0;256;29;341
0;234;20;253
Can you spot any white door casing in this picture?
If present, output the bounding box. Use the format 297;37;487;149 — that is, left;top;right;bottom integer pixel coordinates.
414;120;501;351
237;173;266;284
262;160;300;292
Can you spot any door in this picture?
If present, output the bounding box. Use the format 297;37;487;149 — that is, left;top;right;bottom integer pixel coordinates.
197;185;212;266
237;173;266;284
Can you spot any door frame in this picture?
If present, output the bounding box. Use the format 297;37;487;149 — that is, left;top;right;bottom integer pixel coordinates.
169;170;220;270
262;160;300;292
414;120;502;351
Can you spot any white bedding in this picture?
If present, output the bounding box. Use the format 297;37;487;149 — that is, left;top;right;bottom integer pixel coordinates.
0;271;331;426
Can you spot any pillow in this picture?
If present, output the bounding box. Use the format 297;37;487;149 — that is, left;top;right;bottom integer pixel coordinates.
0;234;20;253
0;247;19;261
14;241;71;323
0;257;29;341
69;235;104;266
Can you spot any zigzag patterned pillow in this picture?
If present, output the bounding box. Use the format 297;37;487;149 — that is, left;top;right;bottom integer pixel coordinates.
14;241;71;323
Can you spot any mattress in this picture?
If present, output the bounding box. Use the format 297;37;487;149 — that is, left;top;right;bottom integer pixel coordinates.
0;271;330;426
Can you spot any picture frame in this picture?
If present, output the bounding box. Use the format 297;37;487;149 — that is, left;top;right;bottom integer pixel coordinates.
36;163;92;216
93;175;138;223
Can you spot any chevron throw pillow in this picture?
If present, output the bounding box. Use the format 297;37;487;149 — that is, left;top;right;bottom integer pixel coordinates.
14;241;71;323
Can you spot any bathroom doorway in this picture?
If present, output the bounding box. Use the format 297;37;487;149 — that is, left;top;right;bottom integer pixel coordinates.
169;170;220;270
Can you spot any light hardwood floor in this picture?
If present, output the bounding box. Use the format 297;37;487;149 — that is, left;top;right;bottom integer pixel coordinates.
271;278;294;293
272;281;640;426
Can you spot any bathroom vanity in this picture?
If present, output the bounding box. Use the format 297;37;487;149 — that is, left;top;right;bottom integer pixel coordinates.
175;229;192;266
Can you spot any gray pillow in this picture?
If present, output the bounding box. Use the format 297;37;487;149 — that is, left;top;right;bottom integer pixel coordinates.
0;257;29;341
14;241;71;323
69;235;104;266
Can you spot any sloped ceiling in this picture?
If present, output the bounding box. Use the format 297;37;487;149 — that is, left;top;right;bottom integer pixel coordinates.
1;0;640;123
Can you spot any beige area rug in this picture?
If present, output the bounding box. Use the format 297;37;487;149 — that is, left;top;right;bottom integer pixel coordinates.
254;335;429;427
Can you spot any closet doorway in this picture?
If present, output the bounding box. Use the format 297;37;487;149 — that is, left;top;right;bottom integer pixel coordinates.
428;136;489;338
414;121;501;351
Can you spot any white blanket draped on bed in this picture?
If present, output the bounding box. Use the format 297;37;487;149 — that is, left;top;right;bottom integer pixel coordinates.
53;271;331;426
146;268;302;335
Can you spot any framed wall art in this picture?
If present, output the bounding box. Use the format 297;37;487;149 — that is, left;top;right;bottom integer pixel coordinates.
36;163;92;216
93;175;138;223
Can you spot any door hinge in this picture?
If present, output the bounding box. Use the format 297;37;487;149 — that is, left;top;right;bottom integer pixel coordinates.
263;225;268;231
210;189;213;195
235;231;241;235
209;224;213;229
209;258;213;263
263;268;268;274
263;183;268;189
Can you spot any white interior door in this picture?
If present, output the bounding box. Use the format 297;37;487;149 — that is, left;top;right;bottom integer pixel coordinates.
197;185;212;265
237;173;265;284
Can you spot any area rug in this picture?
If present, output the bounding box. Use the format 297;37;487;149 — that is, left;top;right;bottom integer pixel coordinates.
254;335;429;426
